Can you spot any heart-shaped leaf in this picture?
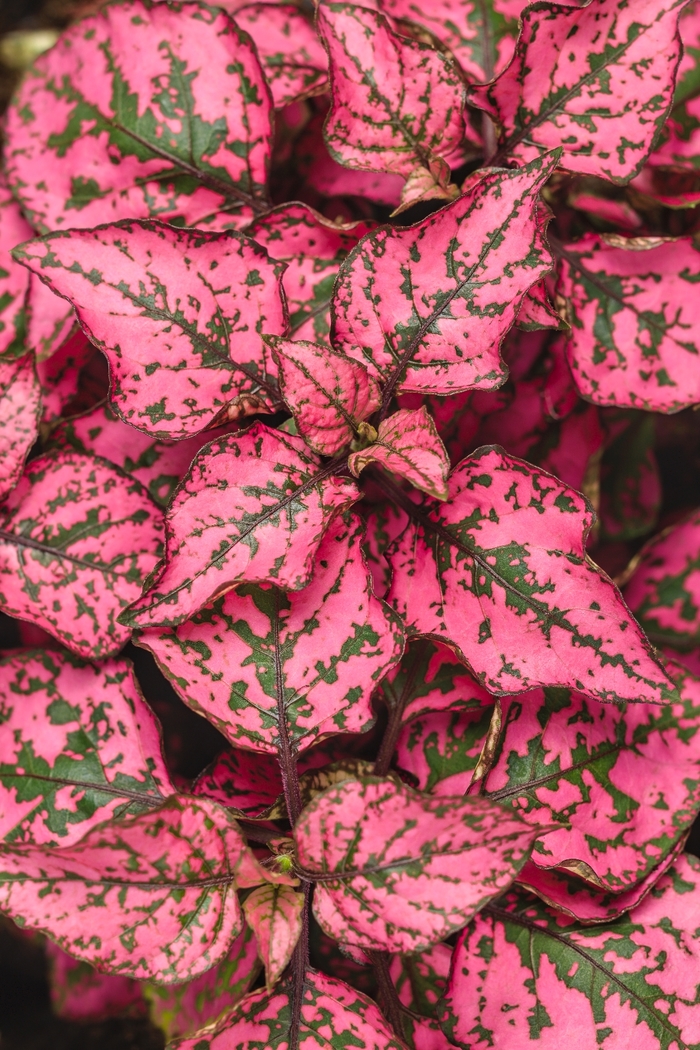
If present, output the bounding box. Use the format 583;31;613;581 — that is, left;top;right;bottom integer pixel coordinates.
388;446;673;703
46;942;146;1022
233;4;327;107
136;513;403;753
3;0;273;232
317;0;466;193
172;970;408;1049
0;648;173;846
124;424;359;629
269;337;380;456
0;176;32;358
0;795;274;983
294;775;539;953
471;0;686;182
242;883;304;989
332;153;559;397
0;451;163;658
349;407;450;500
558;233;700;412
441;854;700;1050
193;748;284;818
245;203;372;343
0;353;40;502
14;221;287;438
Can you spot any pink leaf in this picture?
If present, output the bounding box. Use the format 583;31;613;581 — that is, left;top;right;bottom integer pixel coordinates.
36;329;94;424
0;796;272;983
0;451;163;658
245;203;372;343
233;4;327;107
332;153;559;396
123;424;359;630
269;337;380;456
146;925;260;1040
136;513;403;752
396;703;498;797
0;353;40;502
623;510;700;651
387;446;673;702
0;649;173;846
242;883;304;988
173;970;408;1049
380;639;495;724
14;221;287;438
348;407;450;500
0;176;32;359
362;500;409;598
558;233;700;412
599;411;661;541
390;943;452;1050
317;1;466;190
26;277;75;362
46;941;145;1022
3;0;273;232
294;775;539;953
193;749;283;818
470;0;686;183
441;854;700;1049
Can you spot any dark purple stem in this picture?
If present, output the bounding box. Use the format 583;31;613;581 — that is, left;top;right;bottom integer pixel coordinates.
368;950;407;1041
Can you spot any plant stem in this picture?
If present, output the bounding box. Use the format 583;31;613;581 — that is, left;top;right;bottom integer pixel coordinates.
288;882;312;1050
374;640;427;777
369;950;406;1041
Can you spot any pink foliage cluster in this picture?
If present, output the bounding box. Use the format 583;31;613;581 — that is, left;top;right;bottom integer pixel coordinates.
1;0;700;1046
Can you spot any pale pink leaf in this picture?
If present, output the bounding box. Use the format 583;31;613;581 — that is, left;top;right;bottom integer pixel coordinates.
298;113;404;207
242;883;304;989
348;407;450;501
269;337;380;456
441;855;700;1050
234;4;327;107
193;749;283;818
173;970;408;1049
0;353;40;502
46;941;146;1022
470;0;687;183
36;329;94;424
3;0;273;232
123;424;359;630
14;221;287;438
0;451;163;658
136;513;403;752
387;446;673;702
332;153;559;396
0;648;173;846
558;233;700;412
0;176;32;359
294;775;539;953
26;276;75;362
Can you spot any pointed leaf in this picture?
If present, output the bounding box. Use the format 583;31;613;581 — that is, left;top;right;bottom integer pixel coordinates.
441;855;700;1050
558;233;700;412
0;649;174;846
234;4;327;107
387;445;673;702
15;221;287;438
46;941;146;1021
124;424;359;629
295;775;540;953
193;748;283;818
0;451;163;658
269;337;380;456
172;970;408;1049
0;353;40;502
332;154;559;396
0;176;32;358
0;795;272;983
146;925;260;1040
349;407;450;500
137;513;403;752
245;203;372;343
3;0;273;233
317;1;466;180
243;883;304;989
471;0;687;183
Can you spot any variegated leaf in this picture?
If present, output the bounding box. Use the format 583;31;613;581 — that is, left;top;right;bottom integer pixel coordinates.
123;424;359;629
390;943;452;1050
0;649;173;846
3;0;273;232
243;883;304;989
348;407;450;500
136;513;403;753
362;499;409;598
0;176;32;358
193;748;283;818
558;233;700;412
26;276;75;362
0;451;163;658
471;0;686;183
387;446;674;703
396;702;497;796
441;855;700;1050
269;337;380;456
245;203;371;343
172;970;408;1049
36;329;94;424
642;2;700;176
46;941;146;1021
0;353;40;502
332;154;559;396
295;775;539;953
0;796;274;984
233;4;327;107
379;639;495;724
14;221;287;438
